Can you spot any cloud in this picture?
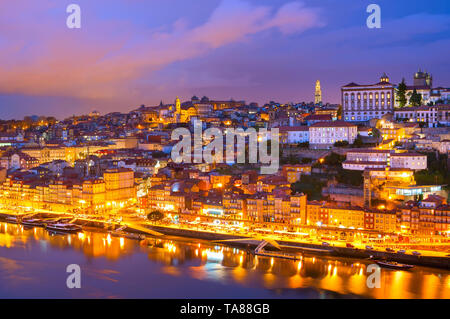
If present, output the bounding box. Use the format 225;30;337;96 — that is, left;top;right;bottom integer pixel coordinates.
0;0;323;102
152;10;450;108
267;2;325;35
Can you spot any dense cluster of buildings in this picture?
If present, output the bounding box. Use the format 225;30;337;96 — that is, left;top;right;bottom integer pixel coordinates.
0;69;449;240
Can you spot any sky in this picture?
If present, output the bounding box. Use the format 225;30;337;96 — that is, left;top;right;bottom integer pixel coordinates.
0;0;449;119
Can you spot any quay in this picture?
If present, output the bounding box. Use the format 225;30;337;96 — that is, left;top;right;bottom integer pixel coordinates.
145;224;450;270
1;212;450;270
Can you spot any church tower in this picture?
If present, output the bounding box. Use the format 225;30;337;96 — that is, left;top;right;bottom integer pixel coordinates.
314;80;322;105
380;72;390;83
175;97;181;114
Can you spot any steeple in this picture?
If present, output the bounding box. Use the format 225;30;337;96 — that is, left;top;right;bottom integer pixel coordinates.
175;97;181;114
315;80;322;105
380;73;389;83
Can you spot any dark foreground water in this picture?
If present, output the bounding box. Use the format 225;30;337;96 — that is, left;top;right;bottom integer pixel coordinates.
0;222;449;299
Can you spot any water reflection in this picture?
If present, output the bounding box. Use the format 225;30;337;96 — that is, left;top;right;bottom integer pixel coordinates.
0;222;449;299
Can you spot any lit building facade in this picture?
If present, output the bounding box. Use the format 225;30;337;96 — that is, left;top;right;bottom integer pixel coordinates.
103;168;136;202
309;121;358;149
343;149;427;171
341;74;395;122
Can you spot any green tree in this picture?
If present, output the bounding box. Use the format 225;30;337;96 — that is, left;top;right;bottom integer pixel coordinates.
352;135;364;148
396;78;407;107
147;211;165;223
336;169;363;186
372;128;381;138
410;89;422;107
281;155;301;165
324;152;346;166
291;175;325;200
334;140;349;147
298;142;309;148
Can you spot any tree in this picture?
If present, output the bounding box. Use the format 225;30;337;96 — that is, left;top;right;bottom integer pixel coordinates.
281;155;301;165
147;211;165;223
151;151;166;158
291;175;325;200
334;140;349;147
298;142;309;148
371;128;381;139
410;89;422;107
414;170;444;185
352;135;364;148
336;169;363;186
396;78;407;107
324;152;346;166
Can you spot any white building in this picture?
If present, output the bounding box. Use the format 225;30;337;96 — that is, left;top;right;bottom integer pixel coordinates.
343;149;392;170
438;140;450;154
279;127;309;144
341;74;395;122
394;105;450;127
309;121;358;149
390;153;427;170
403;70;450;105
343;149;427;171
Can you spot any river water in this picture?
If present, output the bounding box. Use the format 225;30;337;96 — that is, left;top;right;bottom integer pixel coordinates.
0;222;449;299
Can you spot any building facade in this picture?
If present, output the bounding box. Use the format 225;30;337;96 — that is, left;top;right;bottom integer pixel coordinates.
309;121;358;149
341;74;395;122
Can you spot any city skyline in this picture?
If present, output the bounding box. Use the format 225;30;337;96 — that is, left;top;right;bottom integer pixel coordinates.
0;0;449;119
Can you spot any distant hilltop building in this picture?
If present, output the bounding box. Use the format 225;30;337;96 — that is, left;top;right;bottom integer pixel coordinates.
341;73;395;122
135;96;245;124
341;70;450;122
315;80;322;105
404;69;449;104
413;69;432;87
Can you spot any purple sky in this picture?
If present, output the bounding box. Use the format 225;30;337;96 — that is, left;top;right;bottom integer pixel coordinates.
0;0;449;119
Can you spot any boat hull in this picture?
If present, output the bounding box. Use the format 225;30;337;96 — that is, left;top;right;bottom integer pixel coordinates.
46;225;82;234
109;231;144;240
376;261;414;270
21;220;45;227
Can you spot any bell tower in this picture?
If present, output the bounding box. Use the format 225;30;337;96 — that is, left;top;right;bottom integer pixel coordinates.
380;73;389;83
175;97;181;114
315;80;322;105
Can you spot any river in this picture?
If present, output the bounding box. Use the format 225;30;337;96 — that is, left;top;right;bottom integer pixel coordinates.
0;222;449;299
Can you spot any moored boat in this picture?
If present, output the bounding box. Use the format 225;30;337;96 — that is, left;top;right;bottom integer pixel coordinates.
109;230;145;240
376;260;414;270
45;223;82;234
21;218;45;227
5;216;20;224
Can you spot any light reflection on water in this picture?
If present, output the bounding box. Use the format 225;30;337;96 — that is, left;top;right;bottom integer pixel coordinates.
0;222;449;299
